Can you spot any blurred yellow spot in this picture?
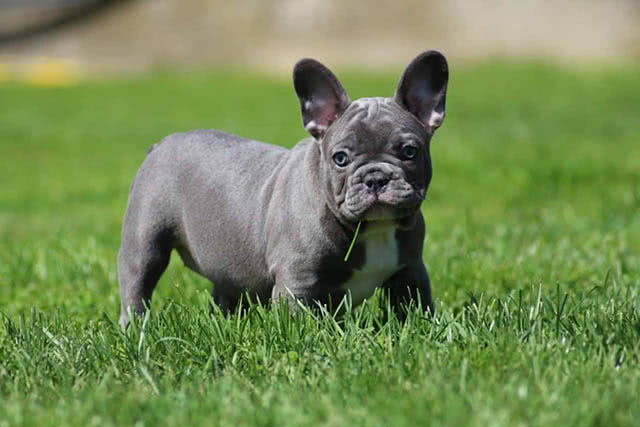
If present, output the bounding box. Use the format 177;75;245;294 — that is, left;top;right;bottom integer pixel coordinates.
28;61;75;86
0;63;9;83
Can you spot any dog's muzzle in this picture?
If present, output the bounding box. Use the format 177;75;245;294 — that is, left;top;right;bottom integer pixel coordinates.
343;164;423;221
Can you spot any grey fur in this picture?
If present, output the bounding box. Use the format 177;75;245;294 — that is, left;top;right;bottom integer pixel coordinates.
118;51;449;326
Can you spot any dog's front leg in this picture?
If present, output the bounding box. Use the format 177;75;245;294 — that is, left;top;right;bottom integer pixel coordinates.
383;262;434;318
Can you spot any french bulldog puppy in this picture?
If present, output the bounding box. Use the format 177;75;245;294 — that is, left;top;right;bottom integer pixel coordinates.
118;51;448;326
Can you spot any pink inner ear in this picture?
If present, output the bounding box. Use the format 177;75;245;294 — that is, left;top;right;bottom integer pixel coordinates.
304;95;340;138
304;120;328;138
406;91;444;129
312;96;337;127
428;111;445;129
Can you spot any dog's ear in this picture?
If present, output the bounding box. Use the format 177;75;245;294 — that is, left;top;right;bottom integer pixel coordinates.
293;59;350;140
394;51;449;132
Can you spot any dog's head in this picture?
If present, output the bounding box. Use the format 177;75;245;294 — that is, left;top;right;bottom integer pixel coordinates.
293;51;448;227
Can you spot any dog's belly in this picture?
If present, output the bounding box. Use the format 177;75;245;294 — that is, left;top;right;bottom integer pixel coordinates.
175;234;274;299
342;227;401;305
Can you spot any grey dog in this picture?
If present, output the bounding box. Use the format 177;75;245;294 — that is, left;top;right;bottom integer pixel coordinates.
118;51;449;326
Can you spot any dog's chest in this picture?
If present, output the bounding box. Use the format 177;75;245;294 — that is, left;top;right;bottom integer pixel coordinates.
342;228;401;305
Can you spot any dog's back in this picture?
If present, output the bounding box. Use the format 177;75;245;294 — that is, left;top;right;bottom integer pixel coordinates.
118;129;290;322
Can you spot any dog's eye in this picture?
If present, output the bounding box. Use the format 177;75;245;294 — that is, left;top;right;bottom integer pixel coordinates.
332;151;350;167
401;145;418;160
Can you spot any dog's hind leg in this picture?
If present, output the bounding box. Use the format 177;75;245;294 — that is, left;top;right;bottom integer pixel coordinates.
118;203;174;328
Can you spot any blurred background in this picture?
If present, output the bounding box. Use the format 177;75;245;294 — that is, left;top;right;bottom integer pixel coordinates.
1;0;639;80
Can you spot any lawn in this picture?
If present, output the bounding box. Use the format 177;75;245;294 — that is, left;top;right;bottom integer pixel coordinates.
1;61;639;426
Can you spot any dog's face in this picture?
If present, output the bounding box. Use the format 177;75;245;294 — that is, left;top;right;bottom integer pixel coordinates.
294;51;449;226
321;98;431;224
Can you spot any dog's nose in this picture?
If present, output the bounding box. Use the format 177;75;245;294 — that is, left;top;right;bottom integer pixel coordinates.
364;172;390;192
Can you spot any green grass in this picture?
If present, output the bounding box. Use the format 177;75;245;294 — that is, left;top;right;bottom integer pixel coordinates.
1;61;639;426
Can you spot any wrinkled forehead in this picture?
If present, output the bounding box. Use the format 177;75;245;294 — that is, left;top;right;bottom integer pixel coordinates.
330;97;428;142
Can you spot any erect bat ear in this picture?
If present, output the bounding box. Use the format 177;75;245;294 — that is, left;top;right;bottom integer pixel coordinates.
293;58;351;140
394;50;449;132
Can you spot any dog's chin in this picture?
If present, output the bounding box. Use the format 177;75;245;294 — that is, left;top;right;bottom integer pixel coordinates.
363;204;406;220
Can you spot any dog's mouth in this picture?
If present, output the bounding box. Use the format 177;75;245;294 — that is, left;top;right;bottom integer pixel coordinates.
342;184;424;223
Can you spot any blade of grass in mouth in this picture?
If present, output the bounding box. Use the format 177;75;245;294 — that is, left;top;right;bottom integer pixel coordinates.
344;221;362;262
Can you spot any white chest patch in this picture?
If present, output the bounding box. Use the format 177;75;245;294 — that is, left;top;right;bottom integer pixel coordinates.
342;226;401;305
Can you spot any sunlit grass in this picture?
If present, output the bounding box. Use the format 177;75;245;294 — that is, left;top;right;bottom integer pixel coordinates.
1;61;639;426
